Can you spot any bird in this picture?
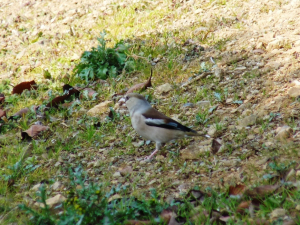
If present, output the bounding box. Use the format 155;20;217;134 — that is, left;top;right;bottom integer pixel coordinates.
121;93;209;160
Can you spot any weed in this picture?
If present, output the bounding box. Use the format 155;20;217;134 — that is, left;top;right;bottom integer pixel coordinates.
74;31;135;82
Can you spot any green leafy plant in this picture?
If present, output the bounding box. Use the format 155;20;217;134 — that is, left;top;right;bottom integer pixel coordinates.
74;31;135;82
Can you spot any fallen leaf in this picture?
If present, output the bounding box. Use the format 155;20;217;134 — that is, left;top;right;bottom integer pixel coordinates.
126;70;152;94
46;95;70;108
236;201;251;214
9;108;29;120
187;189;208;200
0;93;5;104
160;210;180;225
63;84;80;98
244;185;280;198
12;80;37;94
229;184;246;196
21;125;49;140
0;109;6;119
211;138;222;154
46;84;80;109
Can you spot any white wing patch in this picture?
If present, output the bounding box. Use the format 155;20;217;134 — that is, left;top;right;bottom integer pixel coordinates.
145;118;178;127
145;118;165;125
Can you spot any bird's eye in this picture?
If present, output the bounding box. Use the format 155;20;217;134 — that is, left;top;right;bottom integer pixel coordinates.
125;96;129;101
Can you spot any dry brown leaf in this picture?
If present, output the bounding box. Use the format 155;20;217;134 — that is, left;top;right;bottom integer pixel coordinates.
211;138;222;154
12;80;37;94
160;210;180;225
236;201;251;214
46;95;70;108
10;107;29;119
21;125;49;140
0;93;5;104
229;184;246;196
46;84;80;109
244;185;280;198
0;109;6;119
126;70;152;94
63;84;80;98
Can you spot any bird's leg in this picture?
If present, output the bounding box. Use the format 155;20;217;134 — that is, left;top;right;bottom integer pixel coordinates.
145;142;162;161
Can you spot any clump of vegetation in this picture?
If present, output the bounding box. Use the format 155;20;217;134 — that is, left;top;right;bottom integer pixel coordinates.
74;31;135;82
19;166;169;225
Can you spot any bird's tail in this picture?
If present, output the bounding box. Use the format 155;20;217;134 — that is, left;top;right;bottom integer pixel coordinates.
186;131;210;138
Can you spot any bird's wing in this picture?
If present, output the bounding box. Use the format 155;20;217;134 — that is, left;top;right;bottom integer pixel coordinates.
142;107;197;133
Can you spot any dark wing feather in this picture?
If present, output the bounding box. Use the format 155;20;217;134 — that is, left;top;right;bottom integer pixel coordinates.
142;108;197;133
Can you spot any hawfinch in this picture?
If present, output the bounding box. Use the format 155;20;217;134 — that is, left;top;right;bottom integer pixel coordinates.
122;93;209;160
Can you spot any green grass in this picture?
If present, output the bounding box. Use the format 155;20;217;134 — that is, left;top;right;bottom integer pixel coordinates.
0;0;300;223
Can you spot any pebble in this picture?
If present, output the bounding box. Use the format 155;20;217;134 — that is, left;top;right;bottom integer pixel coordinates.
275;126;292;141
238;114;257;127
270;208;286;219
287;86;300;98
87;100;113;117
156;83;173;94
31;183;43;191
52;181;62;191
113;172;121;178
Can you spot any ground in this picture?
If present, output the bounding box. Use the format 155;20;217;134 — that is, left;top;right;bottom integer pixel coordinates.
0;0;300;224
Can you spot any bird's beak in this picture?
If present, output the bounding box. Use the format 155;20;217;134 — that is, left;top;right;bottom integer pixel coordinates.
118;97;126;104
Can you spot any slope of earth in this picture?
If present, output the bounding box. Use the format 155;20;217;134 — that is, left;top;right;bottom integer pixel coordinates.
0;0;300;224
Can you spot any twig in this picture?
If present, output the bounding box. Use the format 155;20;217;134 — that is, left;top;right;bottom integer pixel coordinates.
181;72;212;88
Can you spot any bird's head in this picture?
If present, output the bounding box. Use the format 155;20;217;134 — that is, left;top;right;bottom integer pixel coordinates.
119;93;151;113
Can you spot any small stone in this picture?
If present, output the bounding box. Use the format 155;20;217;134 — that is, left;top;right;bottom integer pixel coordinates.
180;146;208;160
52;181;61;191
213;66;224;79
296;170;300;177
257;157;269;166
270;208;286;219
208;125;217;137
70;53;80;61
238;115;257;127
139;160;147;165
94;160;101;167
275;126;292;141
113;172;121;178
148;179;157;185
247;134;255;140
119;166;133;176
296;205;300;211
132;140;144;147
35;194;66;209
287;86;300;98
54;162;61;167
156;83;172;94
31;183;42;191
226;98;233;104
87;101;113;117
76;185;83;190
267;38;287;51
155;155;165;161
196;101;210;108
